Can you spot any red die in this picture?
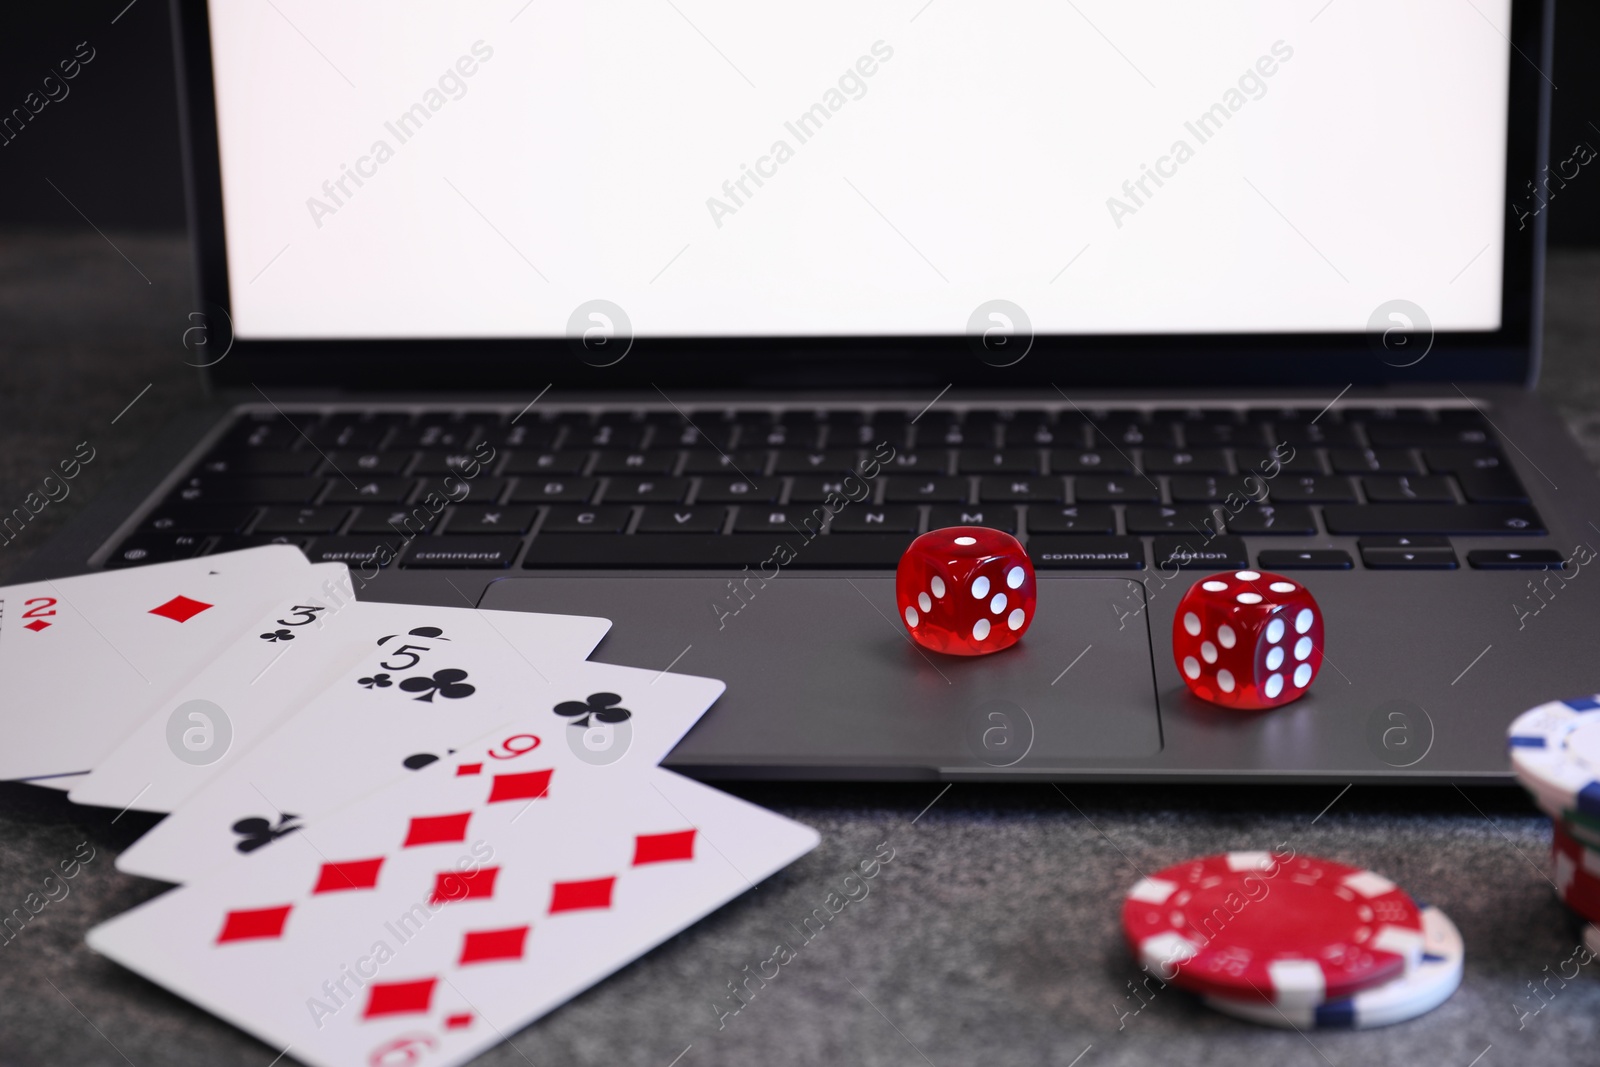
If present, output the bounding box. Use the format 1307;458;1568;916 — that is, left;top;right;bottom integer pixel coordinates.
1172;570;1323;709
896;527;1036;656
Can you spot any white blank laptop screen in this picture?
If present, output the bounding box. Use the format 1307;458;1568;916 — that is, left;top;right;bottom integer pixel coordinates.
207;0;1512;340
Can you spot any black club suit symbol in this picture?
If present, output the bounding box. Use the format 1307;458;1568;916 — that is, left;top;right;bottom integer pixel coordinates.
400;668;475;703
358;673;393;689
554;692;632;727
260;629;295;642
231;813;302;854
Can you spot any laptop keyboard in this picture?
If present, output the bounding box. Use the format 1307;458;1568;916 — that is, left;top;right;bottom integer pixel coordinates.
106;404;1551;573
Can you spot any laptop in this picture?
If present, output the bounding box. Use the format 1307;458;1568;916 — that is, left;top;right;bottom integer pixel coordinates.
28;0;1591;784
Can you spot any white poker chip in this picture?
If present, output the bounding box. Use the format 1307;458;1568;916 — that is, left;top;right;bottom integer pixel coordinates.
1203;905;1463;1030
1508;696;1600;819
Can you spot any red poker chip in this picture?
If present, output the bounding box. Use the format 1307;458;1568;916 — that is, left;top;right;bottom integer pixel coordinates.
1122;852;1427;1008
1552;820;1600;923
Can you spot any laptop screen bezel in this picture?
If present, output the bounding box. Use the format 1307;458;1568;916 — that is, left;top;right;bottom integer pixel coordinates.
173;0;1551;392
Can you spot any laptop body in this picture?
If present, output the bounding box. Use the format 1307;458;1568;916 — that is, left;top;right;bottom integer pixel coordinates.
22;0;1591;785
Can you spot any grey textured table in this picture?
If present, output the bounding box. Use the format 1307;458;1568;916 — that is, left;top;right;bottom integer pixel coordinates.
3;233;1600;1067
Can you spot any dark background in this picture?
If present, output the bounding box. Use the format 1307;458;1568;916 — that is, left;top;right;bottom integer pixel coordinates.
3;1;1600;241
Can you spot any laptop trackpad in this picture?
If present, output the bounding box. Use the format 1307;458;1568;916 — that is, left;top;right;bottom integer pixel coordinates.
479;576;1161;774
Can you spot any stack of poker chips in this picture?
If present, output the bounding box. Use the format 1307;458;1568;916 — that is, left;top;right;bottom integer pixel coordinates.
1121;852;1464;1029
1508;695;1600;951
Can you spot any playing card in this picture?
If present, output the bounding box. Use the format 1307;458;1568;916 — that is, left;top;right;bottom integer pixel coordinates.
87;760;818;1067
115;607;698;884
69;586;613;816
0;546;316;780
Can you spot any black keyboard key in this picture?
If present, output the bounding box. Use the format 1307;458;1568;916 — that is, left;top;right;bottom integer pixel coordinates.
445;505;537;535
1361;546;1459;570
603;477;690;504
980;476;1065;503
882;451;944;473
953;448;1038;474
413;476;507;505
1092;421;1177;448
143;504;257;534
1029;536;1145;569
1362;475;1456;504
302;536;400;568
1139;449;1230;474
658;422;738;450
884;476;968;503
389;421;478;450
1235;447;1324;474
105;533;206;568
999;419;1074;447
1456;468;1530;504
1323;504;1545;535
1257;549;1353;570
1184;423;1269;447
255;506;350;535
591;450;678;475
484;423;560;449
1125;505;1222;535
171;477;324;504
308;421;390;450
522;534;908;569
680;450;769;476
733;506;823;535
1272;423;1361;448
1168;475;1259;503
220;418;303;451
1467;549;1567;570
637;506;727;534
772;449;860;474
1365;424;1494;448
928;505;1017;533
1423;447;1505;473
923;422;990;447
322;478;416;505
507;477;597;504
410;451;495;476
1025;505;1116;535
540;506;633;534
568;423;648;450
501;450;588;476
1152;536;1249;570
789;475;875;502
197;452;321;477
1267;475;1358;503
696;477;777;504
828;506;919;534
1051;450;1135;474
402;536;523;568
1329;449;1420;474
1437;409;1490;426
348;507;438;536
322;451;412;476
1224;504;1317;535
1074;476;1160;504
743;423;821;449
1357;536;1451;549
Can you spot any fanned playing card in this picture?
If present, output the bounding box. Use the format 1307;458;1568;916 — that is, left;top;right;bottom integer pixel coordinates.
68;585;613;815
87;752;818;1067
115;606;701;884
0;546;317;780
